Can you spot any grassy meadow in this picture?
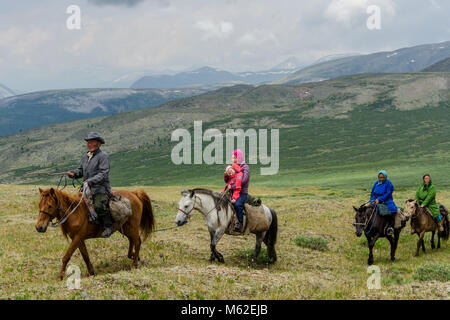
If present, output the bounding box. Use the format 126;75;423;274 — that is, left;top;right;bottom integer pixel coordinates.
0;183;448;300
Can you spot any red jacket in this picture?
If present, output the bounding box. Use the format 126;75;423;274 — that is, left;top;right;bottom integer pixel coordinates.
222;163;243;200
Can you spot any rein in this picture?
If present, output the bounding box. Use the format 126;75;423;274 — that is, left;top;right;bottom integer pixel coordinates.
354;204;377;234
178;191;228;219
42;193;84;228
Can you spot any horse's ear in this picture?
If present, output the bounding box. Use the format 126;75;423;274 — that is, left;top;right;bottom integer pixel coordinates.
49;188;56;198
38;187;43;194
181;189;188;196
189;189;195;198
353;206;359;212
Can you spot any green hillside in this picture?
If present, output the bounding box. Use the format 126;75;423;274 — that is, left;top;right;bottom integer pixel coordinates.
1;72;449;189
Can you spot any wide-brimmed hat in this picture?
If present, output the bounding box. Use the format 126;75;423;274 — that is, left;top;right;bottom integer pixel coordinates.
84;132;105;144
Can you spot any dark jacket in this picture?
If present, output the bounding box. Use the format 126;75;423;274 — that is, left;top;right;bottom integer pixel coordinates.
71;148;111;195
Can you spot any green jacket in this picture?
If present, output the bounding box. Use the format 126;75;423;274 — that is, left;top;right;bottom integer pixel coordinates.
415;182;440;218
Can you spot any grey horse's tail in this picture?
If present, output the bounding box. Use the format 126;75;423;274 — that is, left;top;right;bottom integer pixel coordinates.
264;208;278;262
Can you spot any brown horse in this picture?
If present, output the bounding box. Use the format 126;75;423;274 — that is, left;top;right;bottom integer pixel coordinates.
35;187;155;279
404;199;449;256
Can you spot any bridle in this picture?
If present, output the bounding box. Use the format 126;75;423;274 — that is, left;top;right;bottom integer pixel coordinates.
354;204;376;232
178;191;228;220
39;194;84;228
177;195;198;220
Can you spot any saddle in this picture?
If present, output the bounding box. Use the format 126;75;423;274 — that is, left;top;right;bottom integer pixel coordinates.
83;187;132;226
109;192;133;224
225;193;268;236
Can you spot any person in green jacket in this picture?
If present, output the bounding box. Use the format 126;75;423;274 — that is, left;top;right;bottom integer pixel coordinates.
415;174;443;225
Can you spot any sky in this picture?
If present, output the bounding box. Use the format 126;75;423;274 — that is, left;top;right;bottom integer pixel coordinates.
0;0;449;93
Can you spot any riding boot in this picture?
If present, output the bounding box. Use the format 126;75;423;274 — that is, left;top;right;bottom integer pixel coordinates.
434;215;444;232
100;213;113;238
386;215;394;236
234;220;242;232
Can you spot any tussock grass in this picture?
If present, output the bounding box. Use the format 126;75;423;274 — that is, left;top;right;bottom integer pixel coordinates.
413;263;450;282
293;236;329;251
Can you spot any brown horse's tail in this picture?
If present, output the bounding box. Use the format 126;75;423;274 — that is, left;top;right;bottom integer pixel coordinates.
135;190;155;242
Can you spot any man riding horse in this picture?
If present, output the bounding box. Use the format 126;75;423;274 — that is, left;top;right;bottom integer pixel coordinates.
67;132;113;238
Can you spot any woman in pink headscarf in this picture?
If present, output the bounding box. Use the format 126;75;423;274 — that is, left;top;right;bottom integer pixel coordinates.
224;149;250;232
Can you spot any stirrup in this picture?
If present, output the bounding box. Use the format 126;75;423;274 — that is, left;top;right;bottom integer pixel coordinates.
100;227;113;238
386;227;394;236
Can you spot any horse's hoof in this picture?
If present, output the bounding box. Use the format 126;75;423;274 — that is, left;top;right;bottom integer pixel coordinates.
218;257;225;263
368;260;373;265
391;257;395;262
59;274;64;280
129;254;141;261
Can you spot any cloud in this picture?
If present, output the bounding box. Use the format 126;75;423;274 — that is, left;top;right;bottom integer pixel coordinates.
237;30;278;47
195;20;234;40
87;0;147;7
1;0;449;92
324;0;396;25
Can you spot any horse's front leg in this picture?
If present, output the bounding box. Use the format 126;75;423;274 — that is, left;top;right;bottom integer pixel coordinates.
210;228;226;263
415;231;425;256
387;235;395;261
252;232;265;263
59;235;82;280
367;234;379;265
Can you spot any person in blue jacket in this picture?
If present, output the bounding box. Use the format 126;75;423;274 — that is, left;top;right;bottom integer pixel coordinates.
369;170;397;236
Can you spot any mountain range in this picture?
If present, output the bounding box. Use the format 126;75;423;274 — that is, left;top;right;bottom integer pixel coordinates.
1;72;449;189
0;88;207;136
0;83;15;99
273;41;450;85
422;57;450;72
131;57;304;89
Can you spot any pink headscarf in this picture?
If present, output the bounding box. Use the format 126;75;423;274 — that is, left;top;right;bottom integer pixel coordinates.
233;149;245;165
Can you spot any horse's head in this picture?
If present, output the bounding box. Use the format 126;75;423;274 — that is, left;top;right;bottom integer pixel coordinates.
353;204;372;237
174;189;195;227
404;199;417;218
35;187;60;233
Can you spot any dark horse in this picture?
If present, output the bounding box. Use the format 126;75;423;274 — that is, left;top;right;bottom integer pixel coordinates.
353;204;404;265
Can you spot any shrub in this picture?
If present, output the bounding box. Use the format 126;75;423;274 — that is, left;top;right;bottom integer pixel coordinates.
293;235;329;251
413;263;450;282
236;247;274;264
